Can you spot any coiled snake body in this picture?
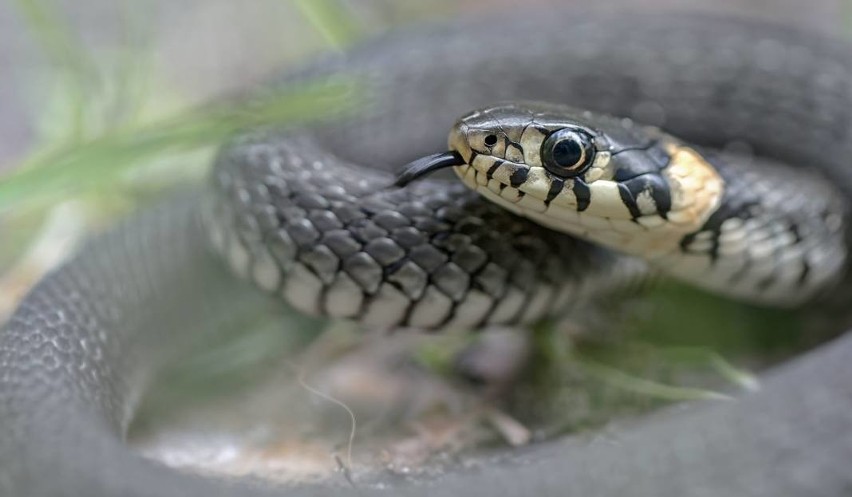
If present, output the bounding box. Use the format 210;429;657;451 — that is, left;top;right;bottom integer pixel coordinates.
3;10;852;497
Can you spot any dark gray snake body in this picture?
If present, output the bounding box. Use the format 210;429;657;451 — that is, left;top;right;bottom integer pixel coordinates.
3;10;852;497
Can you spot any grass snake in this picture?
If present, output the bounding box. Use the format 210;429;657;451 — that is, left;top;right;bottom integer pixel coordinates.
2;9;852;497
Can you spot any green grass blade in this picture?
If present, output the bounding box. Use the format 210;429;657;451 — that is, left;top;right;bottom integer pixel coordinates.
576;356;733;402
0;79;363;212
293;0;362;50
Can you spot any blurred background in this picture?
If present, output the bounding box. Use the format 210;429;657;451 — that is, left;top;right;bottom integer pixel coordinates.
1;0;851;485
1;0;850;317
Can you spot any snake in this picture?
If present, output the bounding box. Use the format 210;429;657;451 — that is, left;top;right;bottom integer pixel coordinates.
2;8;852;497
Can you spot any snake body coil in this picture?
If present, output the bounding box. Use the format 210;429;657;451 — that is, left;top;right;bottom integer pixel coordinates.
2;10;852;497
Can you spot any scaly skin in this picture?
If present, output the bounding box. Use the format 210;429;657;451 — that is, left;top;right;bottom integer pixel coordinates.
2;11;852;497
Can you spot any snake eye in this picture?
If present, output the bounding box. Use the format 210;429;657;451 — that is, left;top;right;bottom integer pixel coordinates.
541;128;595;178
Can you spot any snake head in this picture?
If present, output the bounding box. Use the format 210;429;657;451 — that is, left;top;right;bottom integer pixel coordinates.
400;102;725;257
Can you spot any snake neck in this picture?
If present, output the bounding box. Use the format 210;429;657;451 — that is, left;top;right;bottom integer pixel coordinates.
663;150;847;305
448;114;847;307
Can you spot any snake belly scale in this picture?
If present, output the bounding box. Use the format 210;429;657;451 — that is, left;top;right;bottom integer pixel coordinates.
3;10;852;497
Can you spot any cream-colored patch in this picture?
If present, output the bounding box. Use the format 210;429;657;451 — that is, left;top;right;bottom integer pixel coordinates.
516;192;548;213
475;169;489;186
607;217;647;234
577;213;614;231
547;181;578;208
584;181;633;219
661;145;724;231
459;165;477;190
635;215;665;228
584;151;613;182
499;185;523;203
505;144;525;163
635;191;657;216
543;202;582;225
521;167;555;199
476;185;522;216
520;126;546;166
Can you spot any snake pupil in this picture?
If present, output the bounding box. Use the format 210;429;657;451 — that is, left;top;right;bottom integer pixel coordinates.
553;139;583;167
541;128;595;177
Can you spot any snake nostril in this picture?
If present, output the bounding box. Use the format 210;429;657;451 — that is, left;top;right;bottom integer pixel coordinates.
484;134;498;147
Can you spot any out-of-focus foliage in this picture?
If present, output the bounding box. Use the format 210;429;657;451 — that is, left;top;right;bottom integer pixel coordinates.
0;0;368;314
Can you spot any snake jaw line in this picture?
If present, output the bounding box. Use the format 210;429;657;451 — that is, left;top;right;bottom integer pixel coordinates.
451;108;727;259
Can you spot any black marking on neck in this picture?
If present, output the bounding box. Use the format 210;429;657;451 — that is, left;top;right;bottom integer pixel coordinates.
573;178;591;212
649;177;672;219
621;173;671;219
510;167;529;188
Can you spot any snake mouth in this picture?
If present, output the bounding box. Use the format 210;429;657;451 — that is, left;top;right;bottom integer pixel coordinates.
394;151;466;187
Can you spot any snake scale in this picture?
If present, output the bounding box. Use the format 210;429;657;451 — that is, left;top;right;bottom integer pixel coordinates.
3;9;852;497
